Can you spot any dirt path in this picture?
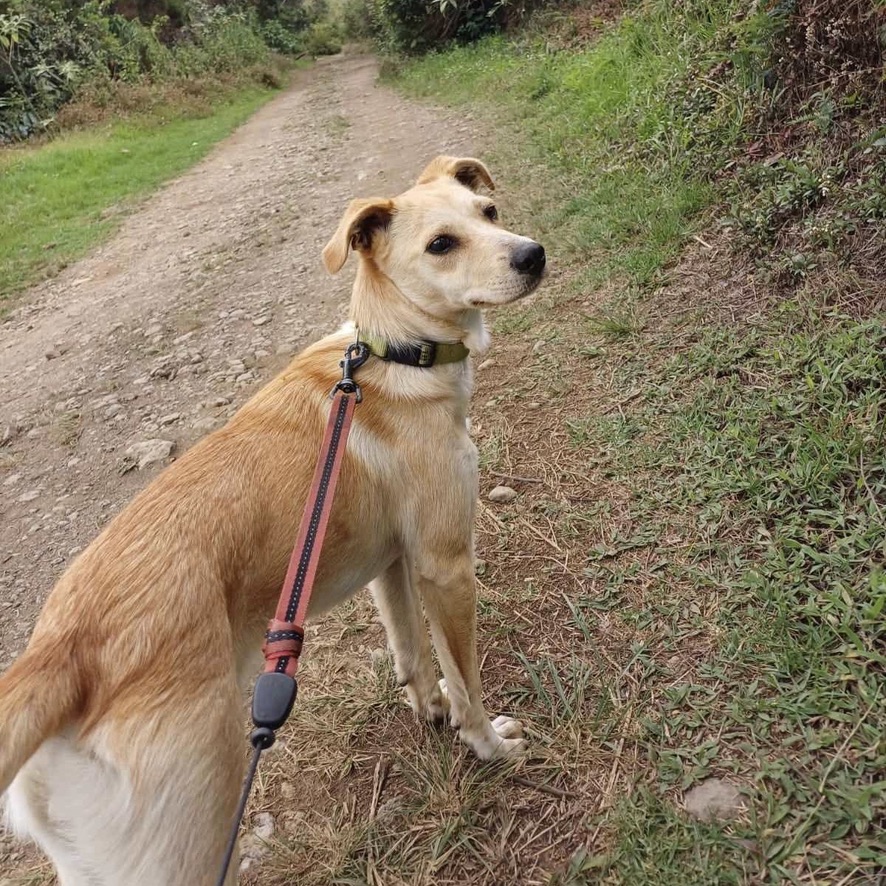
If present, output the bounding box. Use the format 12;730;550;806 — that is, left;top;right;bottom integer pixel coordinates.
0;54;477;673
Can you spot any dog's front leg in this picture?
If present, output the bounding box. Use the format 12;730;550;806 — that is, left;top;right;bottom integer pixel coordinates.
371;558;449;722
415;555;526;760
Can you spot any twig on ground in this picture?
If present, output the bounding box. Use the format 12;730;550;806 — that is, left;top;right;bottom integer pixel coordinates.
517;516;563;553
369;757;389;821
510;775;579;799
489;469;544;484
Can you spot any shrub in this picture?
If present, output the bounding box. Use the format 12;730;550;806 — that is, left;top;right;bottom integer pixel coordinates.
0;0;309;141
260;17;305;54
340;0;375;40
368;0;505;55
303;19;341;56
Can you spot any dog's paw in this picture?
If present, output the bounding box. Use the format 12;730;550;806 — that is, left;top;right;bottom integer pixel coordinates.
491;714;524;740
461;715;527;760
424;678;451;723
405;678;451;724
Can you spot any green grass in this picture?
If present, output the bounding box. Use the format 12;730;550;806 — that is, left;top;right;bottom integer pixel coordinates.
573;301;886;883
0;85;280;306
392;1;776;289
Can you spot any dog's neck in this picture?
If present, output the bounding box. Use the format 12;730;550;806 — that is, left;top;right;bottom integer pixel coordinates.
349;261;490;356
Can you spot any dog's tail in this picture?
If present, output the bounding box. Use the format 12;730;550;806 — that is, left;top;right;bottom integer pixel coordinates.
0;636;81;794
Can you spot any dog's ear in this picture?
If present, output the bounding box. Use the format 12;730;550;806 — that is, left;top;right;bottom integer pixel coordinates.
416;156;496;193
322;198;394;274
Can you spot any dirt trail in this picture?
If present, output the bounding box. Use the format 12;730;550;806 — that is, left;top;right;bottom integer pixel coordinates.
0;54;477;675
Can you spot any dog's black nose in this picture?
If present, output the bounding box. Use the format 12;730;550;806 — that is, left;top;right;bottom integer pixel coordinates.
510;241;546;276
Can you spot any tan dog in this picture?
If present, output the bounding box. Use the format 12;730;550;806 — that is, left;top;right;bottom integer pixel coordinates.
0;156;546;885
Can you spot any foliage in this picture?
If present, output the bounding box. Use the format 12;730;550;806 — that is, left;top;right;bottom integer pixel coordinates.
302;19;342;55
362;0;544;55
0;0;311;140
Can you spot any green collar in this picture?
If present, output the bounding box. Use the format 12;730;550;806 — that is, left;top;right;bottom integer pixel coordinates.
361;332;470;368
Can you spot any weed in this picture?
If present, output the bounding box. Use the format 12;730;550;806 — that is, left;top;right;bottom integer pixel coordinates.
49;411;82;449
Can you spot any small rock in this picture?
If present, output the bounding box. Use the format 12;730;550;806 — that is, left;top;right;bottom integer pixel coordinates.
474;558;487;576
45;347;60;361
239;812;276;872
192;417;221;434
17;489;40;503
684;778;745;822
532;340;546;355
253;812;275;841
478;358;496;371
276;340;299;357
211;396;231;407
488;485;518;504
125;439;174;469
159;412;181;426
252;316;271;327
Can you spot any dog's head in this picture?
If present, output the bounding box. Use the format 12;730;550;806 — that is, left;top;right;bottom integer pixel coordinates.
322;157;546;319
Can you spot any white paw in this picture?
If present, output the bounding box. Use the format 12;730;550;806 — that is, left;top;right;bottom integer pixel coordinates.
425;679;450;723
405;677;450;724
491;714;524;740
461;715;528;760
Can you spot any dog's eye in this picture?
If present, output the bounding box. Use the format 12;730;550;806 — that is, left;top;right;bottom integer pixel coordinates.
483;204;498;222
427;235;456;255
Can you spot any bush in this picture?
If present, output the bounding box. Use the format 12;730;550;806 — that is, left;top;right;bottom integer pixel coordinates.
303;19;341;56
260;17;305;54
368;0;505;55
0;0;309;141
339;0;375;40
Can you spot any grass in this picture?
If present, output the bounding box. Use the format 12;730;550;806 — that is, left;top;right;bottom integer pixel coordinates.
0;83;285;307
229;3;886;885
390;0;772;289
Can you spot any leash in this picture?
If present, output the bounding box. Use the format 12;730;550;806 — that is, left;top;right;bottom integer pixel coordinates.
214;341;369;886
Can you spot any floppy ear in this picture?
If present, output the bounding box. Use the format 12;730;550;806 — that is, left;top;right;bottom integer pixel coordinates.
416;156;496;193
322;197;394;274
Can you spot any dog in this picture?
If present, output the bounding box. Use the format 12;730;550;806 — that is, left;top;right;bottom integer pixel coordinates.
0;156;546;885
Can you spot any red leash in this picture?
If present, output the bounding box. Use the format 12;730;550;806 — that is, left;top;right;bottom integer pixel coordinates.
261;387;357;679
215;342;369;886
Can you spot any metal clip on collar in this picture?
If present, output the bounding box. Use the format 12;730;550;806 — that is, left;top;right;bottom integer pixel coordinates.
331;341;370;402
